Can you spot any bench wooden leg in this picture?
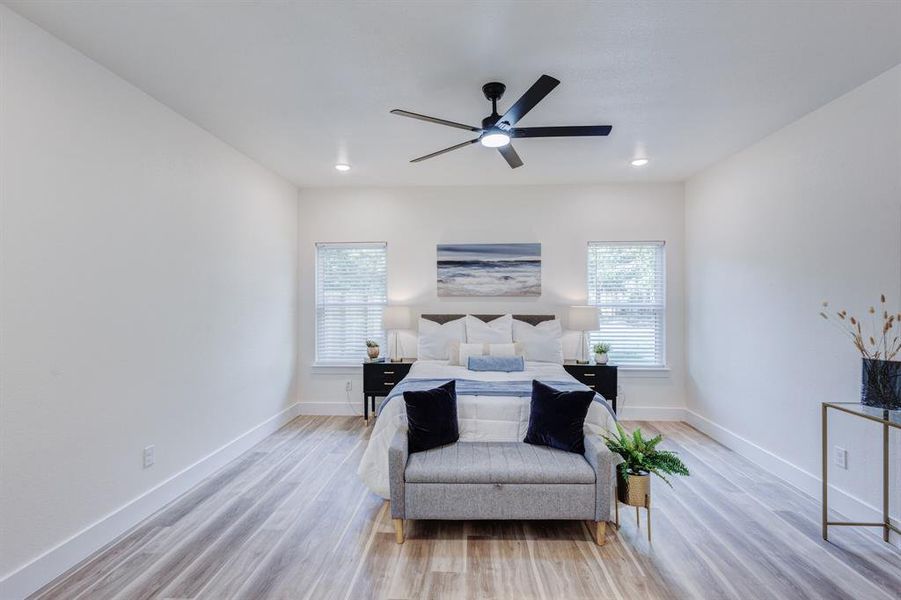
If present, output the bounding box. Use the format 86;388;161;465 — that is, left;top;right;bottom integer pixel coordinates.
594;521;606;546
393;518;404;544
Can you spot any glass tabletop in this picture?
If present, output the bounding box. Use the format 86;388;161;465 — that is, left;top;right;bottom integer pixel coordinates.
824;402;901;427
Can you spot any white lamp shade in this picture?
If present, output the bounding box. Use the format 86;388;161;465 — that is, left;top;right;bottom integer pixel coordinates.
382;306;412;330
568;306;599;331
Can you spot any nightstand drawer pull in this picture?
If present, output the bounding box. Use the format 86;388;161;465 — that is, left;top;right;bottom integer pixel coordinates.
582;373;595;377
384;381;395;386
588;385;596;389
383;371;395;375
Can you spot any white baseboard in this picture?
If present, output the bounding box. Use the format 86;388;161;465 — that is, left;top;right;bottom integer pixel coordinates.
683;408;897;543
0;402;301;600
298;401;360;416
618;406;687;421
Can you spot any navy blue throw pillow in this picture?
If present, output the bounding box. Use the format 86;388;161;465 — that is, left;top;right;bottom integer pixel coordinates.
524;380;595;454
404;380;459;453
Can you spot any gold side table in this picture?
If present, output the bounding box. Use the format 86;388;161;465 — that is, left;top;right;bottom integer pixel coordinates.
821;402;900;542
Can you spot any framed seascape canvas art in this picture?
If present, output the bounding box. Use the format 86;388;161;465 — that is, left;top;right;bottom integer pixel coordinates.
436;243;541;297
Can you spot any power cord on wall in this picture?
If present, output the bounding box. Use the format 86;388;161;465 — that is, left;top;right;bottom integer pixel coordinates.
343;380;361;417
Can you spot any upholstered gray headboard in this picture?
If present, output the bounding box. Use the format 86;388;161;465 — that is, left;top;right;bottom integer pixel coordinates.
420;314;555;326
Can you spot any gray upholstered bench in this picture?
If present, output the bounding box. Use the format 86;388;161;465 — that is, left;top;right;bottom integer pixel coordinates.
388;431;617;545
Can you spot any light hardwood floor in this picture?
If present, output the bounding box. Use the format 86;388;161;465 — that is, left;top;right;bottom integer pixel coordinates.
31;417;901;599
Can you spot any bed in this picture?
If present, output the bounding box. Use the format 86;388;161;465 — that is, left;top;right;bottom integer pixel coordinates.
357;314;618;499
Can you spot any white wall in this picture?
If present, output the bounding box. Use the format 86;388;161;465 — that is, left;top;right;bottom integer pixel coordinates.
685;64;901;541
297;184;686;419
0;7;300;596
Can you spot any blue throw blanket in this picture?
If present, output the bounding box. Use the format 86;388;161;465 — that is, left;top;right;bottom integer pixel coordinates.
378;377;617;420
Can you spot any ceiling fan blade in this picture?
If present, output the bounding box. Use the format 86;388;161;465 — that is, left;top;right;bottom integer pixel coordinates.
495;74;560;129
510;125;612;138
390;109;481;132
410;138;479;163
497;144;523;169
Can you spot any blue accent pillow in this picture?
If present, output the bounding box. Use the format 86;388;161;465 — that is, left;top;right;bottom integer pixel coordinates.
467;355;525;372
523;380;594;454
403;380;459;453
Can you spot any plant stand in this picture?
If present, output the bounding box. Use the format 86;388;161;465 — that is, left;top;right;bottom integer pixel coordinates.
615;473;652;542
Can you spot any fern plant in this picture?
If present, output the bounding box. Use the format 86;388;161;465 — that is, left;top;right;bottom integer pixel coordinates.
601;423;690;487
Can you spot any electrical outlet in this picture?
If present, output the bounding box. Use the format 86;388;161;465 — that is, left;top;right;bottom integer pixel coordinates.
143;445;155;469
833;446;847;470
345;381;352;392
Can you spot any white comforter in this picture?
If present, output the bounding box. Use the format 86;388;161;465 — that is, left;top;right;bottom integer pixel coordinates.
357;360;617;498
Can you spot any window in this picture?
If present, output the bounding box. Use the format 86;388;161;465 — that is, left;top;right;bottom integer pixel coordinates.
315;242;387;365
587;242;665;368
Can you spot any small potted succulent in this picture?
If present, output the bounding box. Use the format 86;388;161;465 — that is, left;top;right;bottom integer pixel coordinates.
592;342;611;364
602;423;689;540
365;339;380;361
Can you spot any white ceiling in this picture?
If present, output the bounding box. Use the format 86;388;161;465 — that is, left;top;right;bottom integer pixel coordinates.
7;1;901;187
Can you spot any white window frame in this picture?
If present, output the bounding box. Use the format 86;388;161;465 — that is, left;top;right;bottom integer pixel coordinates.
587;241;667;370
314;242;387;367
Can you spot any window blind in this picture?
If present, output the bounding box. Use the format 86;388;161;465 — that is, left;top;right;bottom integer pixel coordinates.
315;242;387;364
587;242;665;368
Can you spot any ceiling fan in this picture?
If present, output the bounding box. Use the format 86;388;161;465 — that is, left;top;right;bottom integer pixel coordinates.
390;74;612;169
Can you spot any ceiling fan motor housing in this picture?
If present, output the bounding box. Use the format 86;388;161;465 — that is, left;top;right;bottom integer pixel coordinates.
481;115;501;130
481;81;507;128
482;81;506;102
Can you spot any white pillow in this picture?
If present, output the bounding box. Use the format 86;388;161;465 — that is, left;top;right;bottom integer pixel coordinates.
417;316;466;360
459;343;485;367
466;314;513;344
512;319;564;363
487;343;521;357
448;341;487;366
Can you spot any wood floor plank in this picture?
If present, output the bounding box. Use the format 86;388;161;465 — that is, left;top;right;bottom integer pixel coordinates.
776;509;901;591
36;525;165;600
643;421;896;600
262;439;373;598
42;417;336;600
464;520;547;600
161;421;357;597
341;507;403;600
665;421;901;568
298;491;384;600
194;421;367;599
225;426;369;599
30;416;900;600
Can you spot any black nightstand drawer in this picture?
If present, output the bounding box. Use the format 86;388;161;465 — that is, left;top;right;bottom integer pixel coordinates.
363;361;413;394
563;363;618;413
362;361;415;422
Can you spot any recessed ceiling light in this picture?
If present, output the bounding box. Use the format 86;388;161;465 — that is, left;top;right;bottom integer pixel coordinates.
335;163;351;172
630;158;649;167
480;131;511;148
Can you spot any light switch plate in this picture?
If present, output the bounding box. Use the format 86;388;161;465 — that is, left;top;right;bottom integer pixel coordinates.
143;445;155;469
833;446;847;470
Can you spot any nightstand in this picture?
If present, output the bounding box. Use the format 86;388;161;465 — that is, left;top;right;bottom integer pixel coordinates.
362;360;414;422
563;362;618;414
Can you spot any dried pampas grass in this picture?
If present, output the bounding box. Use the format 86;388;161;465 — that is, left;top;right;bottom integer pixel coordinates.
820;294;901;361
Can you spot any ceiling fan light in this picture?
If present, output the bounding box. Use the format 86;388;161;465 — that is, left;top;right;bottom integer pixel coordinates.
630;158;649;167
480;132;511;148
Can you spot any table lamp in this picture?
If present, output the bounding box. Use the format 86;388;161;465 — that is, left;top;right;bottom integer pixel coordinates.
569;306;600;364
382;306;412;362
